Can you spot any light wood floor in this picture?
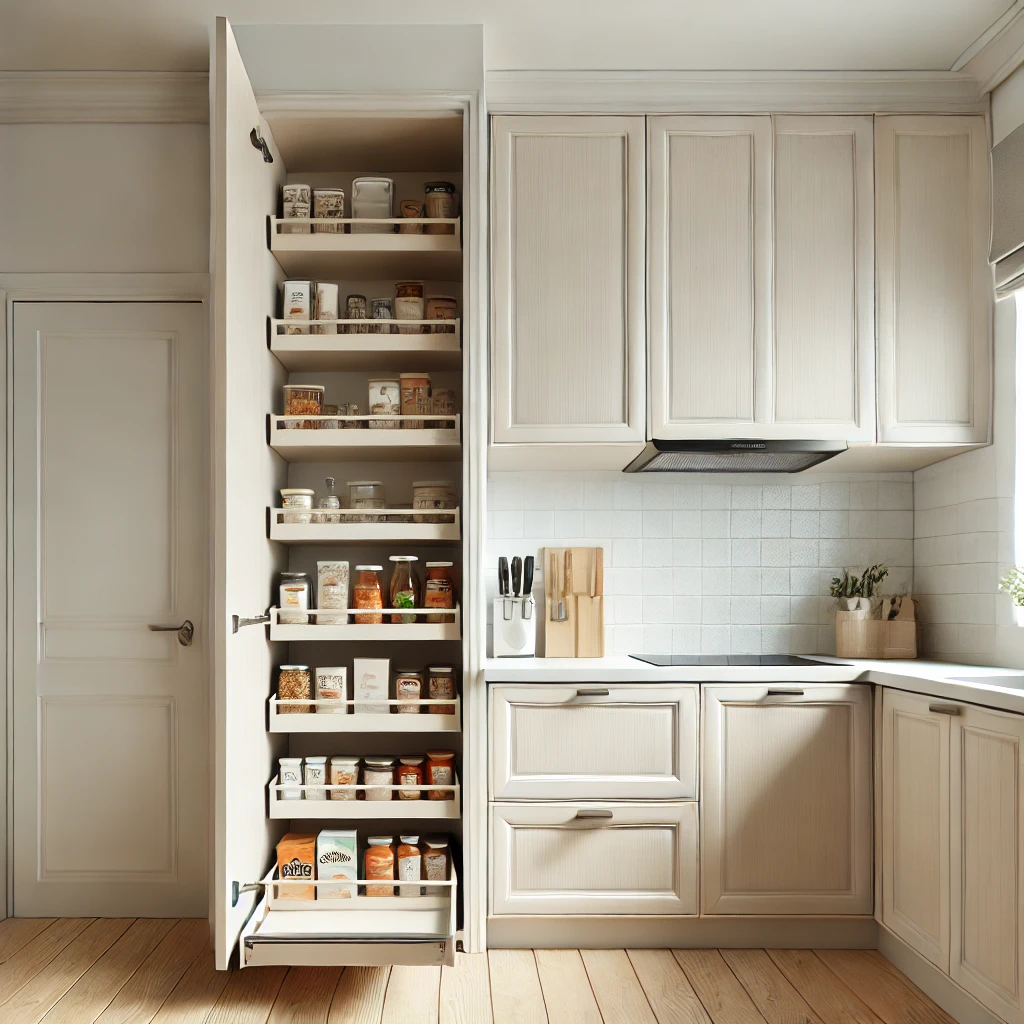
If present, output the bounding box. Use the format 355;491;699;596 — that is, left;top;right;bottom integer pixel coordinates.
0;918;958;1024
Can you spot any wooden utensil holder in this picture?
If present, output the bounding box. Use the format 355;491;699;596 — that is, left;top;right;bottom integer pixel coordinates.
835;596;917;660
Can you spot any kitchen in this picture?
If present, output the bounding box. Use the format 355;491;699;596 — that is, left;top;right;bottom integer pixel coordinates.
2;3;1024;1023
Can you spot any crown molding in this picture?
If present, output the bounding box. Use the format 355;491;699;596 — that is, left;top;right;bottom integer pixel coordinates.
0;72;209;124
958;6;1024;95
485;69;987;114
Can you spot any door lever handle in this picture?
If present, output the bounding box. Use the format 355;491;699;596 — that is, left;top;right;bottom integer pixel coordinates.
148;620;194;647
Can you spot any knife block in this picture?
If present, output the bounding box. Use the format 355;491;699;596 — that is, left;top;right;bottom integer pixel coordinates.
543;547;604;658
493;597;537;657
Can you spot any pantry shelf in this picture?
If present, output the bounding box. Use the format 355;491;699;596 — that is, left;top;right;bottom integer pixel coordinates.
269;414;461;463
266;872;455;912
269;507;461;545
268;697;461;733
268;775;461;820
269;606;461;642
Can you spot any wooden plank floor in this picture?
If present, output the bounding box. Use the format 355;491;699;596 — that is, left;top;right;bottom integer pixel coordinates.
0;919;958;1024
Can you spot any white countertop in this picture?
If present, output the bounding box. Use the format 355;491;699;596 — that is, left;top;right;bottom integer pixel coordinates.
482;656;1024;713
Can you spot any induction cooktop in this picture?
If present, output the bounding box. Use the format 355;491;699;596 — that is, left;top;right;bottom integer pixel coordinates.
629;655;848;667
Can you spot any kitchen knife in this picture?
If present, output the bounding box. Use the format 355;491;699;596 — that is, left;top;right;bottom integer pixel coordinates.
511;556;522;597
523;556;535;597
499;556;511;598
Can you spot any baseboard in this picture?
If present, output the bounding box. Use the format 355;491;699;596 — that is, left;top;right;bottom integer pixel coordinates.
877;926;1003;1024
486;915;879;949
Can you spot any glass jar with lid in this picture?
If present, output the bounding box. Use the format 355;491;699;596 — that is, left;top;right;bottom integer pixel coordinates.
397;756;426;800
423;835;449;895
412;480;456;524
314;476;341;524
347;480;385;523
426;750;456;801
282;384;324;429
280;487;315;524
428;667;456;715
278;665;312;713
363;756;395;801
424;562;454;623
394;669;423;713
389;555;420;624
352;565;384;624
279;572;312;624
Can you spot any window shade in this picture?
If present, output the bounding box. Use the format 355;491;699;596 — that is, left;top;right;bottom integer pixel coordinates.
992;121;1024;298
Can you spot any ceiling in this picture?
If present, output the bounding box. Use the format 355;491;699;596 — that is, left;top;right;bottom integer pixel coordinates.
0;0;1015;73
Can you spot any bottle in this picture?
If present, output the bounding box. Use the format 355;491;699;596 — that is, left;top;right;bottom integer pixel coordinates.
389;555;420;623
364;836;395;896
316;476;341;524
397;836;423;898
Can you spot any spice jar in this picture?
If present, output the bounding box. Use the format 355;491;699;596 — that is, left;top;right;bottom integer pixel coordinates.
352;565;384;624
351;176;394;235
279;757;304;800
428;667;457;715
278;665;312;713
394;669;423;713
426;751;456;800
345;294;369;334
399;373;431;428
348;481;386;523
282;281;312;332
423;835;449;895
283;384;324;429
315;476;342;524
329;756;359;801
368;379;401;430
304;756;327;800
426;296;458;333
370;297;394;334
279;572;312;624
425;562;455;623
281;184;310;234
430;389;457;420
424;181;458;234
399;199;424;234
397;756;426;800
412;480;457;524
315;666;347;714
363;756;395;801
365;836;395;896
389;555;420;624
312;187;344;233
280;488;315;525
394;282;425;335
397;836;423;897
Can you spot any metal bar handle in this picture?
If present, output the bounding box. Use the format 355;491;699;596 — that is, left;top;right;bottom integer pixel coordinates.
766;688;805;697
148;620;194;647
929;704;962;716
233;614;270;633
576;688;610;697
575;809;613;820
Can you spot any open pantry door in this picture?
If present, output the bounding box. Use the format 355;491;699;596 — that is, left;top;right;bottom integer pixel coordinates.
211;16;289;969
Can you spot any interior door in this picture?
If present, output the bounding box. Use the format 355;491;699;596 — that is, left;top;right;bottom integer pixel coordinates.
12;301;208;916
211;16;288;969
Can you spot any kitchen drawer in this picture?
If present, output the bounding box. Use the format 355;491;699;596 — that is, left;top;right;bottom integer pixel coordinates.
490;683;698;800
490;801;698;916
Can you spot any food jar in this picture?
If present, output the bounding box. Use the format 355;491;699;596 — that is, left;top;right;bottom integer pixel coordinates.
424;181;458;234
281;281;312;334
315;666;347;714
319;404;341;430
329;756;359;801
281;184;310;234
370;297;394;334
423;835;449;894
430;389;457;420
352;565;384;624
412;480;456;524
283;384;324;429
428;667;456;715
425;563;455;624
280;487;315;525
425;296;458;333
279;572;312;624
348;481;386;523
345;294;369;335
397;836;423;898
312;187;344;233
304;756;327;800
364;836;395;896
278;665;312;713
343;403;364;428
363;757;395;801
399;373;431;428
399;199;424;234
389;555;420;624
394;282;425;335
368;379;401;430
279;757;304;800
394;669;423;713
397;756;426;801
314;476;341;524
313;282;339;334
351;176;394;235
426;750;456;800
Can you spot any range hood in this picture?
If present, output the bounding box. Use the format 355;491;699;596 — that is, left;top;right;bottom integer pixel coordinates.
623;439;847;473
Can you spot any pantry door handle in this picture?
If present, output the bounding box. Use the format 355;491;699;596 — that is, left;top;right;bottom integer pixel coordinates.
929;704;962;716
148;620;194;647
766;688;804;697
575;809;613;820
576;688;610;697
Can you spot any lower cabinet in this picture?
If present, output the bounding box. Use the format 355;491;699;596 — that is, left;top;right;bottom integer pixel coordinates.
489;802;699;916
701;684;873;915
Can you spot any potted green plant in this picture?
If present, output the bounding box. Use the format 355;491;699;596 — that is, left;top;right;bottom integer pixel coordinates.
830;564;889;618
998;567;1024;626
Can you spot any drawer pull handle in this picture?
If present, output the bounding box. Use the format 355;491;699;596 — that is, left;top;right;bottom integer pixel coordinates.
929;704;962;716
766;688;804;697
575;809;613;820
576;688;610;697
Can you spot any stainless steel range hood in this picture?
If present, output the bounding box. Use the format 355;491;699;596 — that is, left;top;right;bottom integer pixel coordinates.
623;439;847;473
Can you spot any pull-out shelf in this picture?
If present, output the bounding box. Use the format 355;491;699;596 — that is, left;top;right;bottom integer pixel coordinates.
269;696;461;733
269;774;461;819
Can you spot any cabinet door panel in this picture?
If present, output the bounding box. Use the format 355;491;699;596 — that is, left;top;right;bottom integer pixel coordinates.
702;684;872;915
491;115;645;443
881;690;950;971
648;116;771;437
876;115;992;443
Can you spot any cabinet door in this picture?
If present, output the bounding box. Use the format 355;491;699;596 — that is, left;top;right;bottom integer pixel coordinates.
491;115;645;444
875;115;992;444
648;115;771;438
950;705;1024;1024
881;690;951;971
490;802;698;916
772;116;874;441
702;684;872;915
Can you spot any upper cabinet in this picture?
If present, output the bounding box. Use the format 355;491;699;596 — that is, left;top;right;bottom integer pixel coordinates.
490;115;646;445
875;115;992;444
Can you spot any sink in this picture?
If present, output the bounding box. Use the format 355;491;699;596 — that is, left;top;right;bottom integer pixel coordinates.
951;676;1024;691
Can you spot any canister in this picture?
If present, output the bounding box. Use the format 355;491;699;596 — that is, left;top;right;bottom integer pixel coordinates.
312;187;344;233
394;281;425;335
368;378;401;429
313;282;338;335
424;181;457;234
351;176;394;234
281;183;310;234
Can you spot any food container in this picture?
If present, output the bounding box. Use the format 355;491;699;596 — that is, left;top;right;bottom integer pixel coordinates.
280;487;315;525
281;281;311;333
315;666;348;714
279;757;304;800
395;669;423;713
426;751;455;800
278;665;312;714
279;572;312;624
317;559;349;625
398;836;423;897
394;281;425;335
352;566;385;625
425;563;455;623
365;836;395;896
430;389;457;420
313;282;339;335
399;199;424;233
283;384;324;430
277;833;316;900
345;294;369;335
312;187;345;233
363;757;395;801
426;296;458;333
348;480;386;523
400;373;431;428
370;297;394;335
281;184;311;234
428;667;456;715
314;478;342;525
343;403;364;427
413;480;456;523
317;830;357;898
351;177;394;235
397;756;425;801
368;379;401;429
424;181;458;234
329;757;359;801
353;656;389;712
304;756;327;800
423;835;449;895
389;555;420;624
